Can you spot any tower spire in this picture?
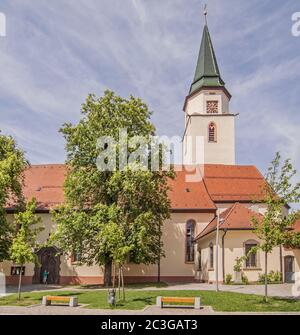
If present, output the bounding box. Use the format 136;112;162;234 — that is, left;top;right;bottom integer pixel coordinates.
189;16;227;96
204;4;208;25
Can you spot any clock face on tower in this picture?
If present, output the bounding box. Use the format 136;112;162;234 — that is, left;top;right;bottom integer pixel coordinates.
206;101;218;114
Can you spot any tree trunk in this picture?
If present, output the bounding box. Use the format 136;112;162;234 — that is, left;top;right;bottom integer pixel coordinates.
104;260;112;287
264;251;268;303
157;254;161;283
121;265;125;301
18;266;23;301
157;231;161;283
112;263;116;289
118;266;121;300
279;245;283;283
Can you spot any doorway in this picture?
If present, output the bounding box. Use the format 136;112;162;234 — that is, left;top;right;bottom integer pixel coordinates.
284;255;295;283
33;247;61;284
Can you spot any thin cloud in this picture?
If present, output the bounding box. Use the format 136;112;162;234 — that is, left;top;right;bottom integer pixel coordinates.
0;0;298;181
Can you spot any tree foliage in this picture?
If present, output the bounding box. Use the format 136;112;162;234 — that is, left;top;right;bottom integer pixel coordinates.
252;152;300;301
10;198;43;299
0;132;28;261
52;90;174;286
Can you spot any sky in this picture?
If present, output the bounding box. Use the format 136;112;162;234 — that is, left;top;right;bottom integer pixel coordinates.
0;0;299;178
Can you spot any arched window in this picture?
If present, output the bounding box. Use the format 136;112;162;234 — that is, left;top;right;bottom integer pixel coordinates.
209;242;214;269
186;220;195;262
208;122;217;142
244;240;259;268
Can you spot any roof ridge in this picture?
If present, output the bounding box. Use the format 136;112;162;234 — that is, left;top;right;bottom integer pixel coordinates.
205;176;264;180
202;172;217;210
221;202;239;222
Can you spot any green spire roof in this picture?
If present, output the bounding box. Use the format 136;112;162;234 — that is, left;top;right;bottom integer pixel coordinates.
190;25;225;95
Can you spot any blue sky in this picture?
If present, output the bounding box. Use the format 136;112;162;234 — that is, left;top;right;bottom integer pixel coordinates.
0;0;299;177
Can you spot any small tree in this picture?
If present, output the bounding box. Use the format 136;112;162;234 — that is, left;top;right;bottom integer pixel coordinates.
252;152;300;302
0;132;28;261
10;199;43;300
97;218;131;301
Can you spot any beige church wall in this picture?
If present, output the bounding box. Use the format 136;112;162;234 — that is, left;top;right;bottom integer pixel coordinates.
1;211;215;284
198;230;283;283
123;212;214;282
223;231;281;282
1;213;106;284
196;233;222;283
0;213;56;283
184;114;235;165
185;89;229;115
282;248;300;275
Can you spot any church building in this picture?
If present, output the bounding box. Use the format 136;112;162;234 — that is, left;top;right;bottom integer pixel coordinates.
1;22;300;286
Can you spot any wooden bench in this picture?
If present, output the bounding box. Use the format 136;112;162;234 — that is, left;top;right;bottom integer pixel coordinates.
156;296;201;309
42;295;78;307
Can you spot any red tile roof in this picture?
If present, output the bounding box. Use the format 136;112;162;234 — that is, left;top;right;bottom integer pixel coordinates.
195;202;263;239
20;164;66;210
293;220;300;233
203;164;266;202
168;169;216;210
7;164;266;211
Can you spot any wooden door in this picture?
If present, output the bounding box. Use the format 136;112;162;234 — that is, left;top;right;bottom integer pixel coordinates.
284;256;295;283
33;247;61;284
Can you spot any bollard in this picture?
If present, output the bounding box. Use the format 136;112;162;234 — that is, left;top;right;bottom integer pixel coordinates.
194;297;201;309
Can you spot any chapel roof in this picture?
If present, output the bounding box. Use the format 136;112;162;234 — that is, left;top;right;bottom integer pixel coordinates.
6;164;266;212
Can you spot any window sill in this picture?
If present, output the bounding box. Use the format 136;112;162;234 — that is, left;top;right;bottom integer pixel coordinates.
208;268;214;271
243;267;262;271
185;261;195;264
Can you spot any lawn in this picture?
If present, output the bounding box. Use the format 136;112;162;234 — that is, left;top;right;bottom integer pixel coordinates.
78;281;168;290
1;290;300;312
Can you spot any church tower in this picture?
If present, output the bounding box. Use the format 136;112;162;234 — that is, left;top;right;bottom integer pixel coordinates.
183;22;236;165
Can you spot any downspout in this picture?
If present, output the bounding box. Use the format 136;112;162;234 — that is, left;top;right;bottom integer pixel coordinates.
222;229;228;283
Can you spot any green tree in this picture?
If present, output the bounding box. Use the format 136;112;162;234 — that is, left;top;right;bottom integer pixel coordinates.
10;199;43;300
52;90;173;286
252;152;300;302
0;132;28;261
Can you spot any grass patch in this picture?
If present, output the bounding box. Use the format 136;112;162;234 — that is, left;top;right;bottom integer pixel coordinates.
78;282;168;290
1;290;300;312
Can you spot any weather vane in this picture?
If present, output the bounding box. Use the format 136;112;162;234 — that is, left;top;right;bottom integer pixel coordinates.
204;4;208;25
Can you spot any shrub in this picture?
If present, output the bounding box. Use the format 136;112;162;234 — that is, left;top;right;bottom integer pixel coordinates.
242;274;249;285
225;274;232;284
258;273;266;283
269;270;282;283
233;257;246;272
258;271;282;284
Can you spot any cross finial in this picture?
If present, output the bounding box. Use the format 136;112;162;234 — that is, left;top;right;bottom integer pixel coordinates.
204;4;208;25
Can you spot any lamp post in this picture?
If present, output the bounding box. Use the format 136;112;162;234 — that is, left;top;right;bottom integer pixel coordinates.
216;211;225;292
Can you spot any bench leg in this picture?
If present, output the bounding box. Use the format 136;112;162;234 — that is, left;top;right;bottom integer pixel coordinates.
42;296;51;306
69;297;78;307
194;297;201;309
156;296;162;308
